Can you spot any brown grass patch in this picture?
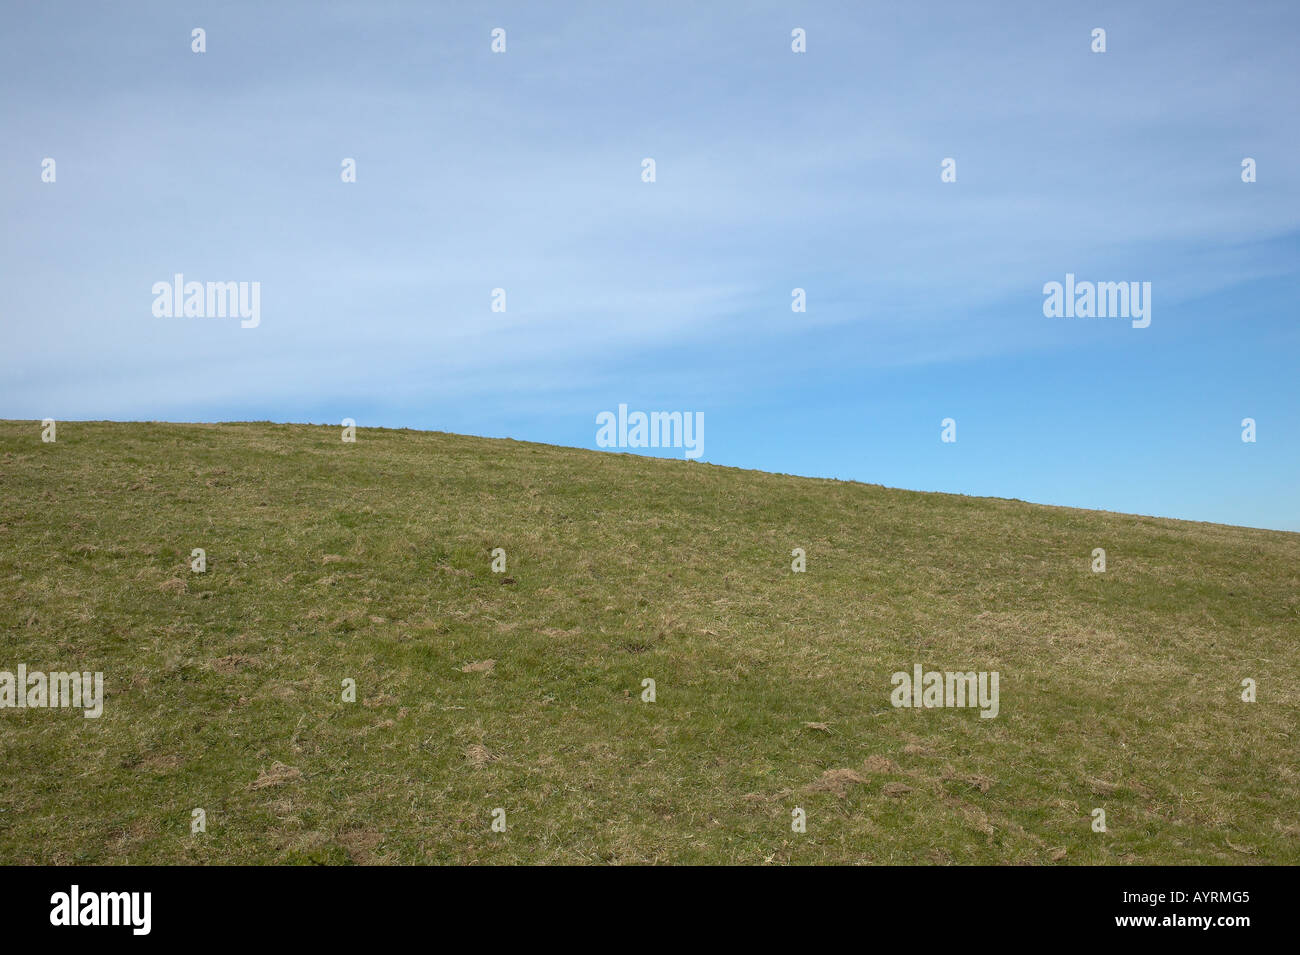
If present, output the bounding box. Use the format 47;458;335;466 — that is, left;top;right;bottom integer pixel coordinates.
249;761;302;790
806;768;867;796
464;744;498;767
213;654;258;673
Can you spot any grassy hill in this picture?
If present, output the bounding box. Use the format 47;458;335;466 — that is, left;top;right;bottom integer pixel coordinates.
1;419;1296;865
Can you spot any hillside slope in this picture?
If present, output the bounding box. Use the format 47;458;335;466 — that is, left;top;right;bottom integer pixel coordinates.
1;420;1296;864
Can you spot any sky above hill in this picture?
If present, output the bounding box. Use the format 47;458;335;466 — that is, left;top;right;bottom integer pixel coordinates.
3;1;1297;529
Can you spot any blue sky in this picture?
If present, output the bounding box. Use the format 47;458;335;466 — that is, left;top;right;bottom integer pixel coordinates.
3;1;1297;530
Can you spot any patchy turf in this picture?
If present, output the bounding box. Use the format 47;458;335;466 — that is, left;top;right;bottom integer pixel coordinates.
0;419;1296;864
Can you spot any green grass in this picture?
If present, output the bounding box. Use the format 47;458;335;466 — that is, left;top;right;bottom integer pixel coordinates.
1;419;1296;864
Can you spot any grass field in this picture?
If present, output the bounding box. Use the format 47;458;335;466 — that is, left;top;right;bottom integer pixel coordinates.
1;419;1296;865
